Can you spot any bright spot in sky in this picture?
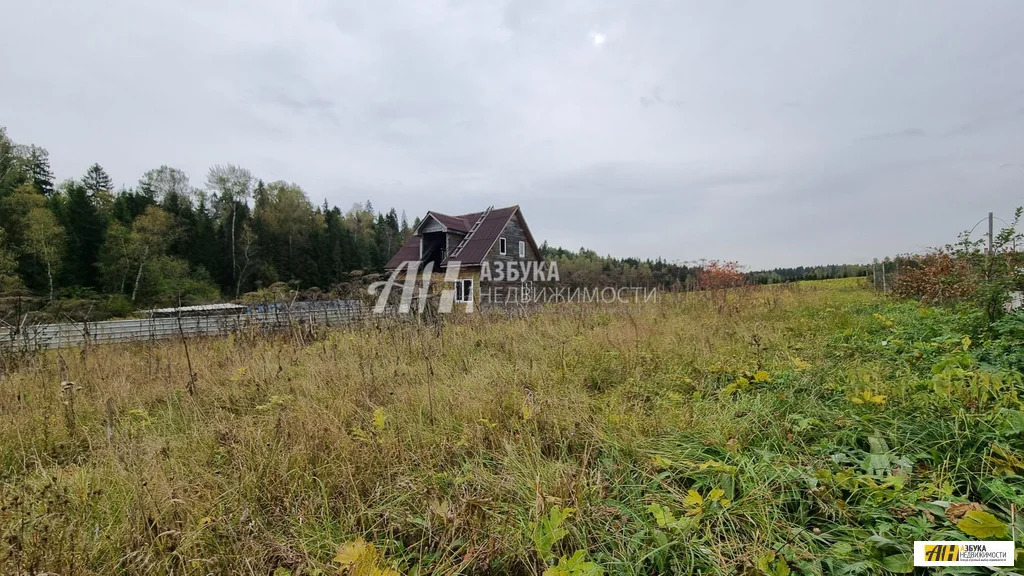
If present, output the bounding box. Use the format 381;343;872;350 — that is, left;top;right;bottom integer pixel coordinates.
589;32;606;46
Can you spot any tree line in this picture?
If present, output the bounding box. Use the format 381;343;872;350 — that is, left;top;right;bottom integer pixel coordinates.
539;244;701;291
0;125;873;317
745;264;871;285
539;245;872;290
0;126;411;313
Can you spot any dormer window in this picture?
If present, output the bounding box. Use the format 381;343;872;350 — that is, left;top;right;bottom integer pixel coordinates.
499;237;506;255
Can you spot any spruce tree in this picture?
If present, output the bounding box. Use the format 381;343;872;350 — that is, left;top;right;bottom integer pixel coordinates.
56;180;107;288
83;163;114;196
27;146;54;196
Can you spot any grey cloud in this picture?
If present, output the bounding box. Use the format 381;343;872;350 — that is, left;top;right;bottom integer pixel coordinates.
640;87;686;110
856;128;928;142
1;0;1024;268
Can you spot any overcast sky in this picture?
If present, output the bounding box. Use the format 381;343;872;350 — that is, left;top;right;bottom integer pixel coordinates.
1;1;1022;268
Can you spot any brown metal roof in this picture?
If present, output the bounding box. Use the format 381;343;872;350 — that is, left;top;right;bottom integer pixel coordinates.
442;205;519;266
423;211;470;233
384;235;420;270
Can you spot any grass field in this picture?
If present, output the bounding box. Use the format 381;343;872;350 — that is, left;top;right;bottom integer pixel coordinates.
2;278;1023;575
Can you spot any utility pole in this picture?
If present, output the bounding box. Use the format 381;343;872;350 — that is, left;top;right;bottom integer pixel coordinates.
984;211;995;282
988;211;994;255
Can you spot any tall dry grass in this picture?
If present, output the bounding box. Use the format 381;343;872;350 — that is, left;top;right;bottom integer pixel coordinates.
1;280;931;574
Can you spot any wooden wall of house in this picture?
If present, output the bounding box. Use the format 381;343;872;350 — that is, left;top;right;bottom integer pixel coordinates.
420;217;445;233
416;269;479;312
485;213;539;264
445;232;464;257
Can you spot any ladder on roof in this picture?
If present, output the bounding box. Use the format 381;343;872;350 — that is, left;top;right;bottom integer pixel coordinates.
447;205;493;260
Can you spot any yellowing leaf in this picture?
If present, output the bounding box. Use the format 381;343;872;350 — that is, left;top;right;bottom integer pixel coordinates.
648;503;676;528
753;370;770;382
696;460;737;473
851;389;886;406
372;407;387;431
989;443;1024;476
683;490;703;509
335;538;370;566
957;510;1008;539
792;357;812;371
724;377;750;397
651;455;674;469
708;488;725;501
334;538;404;576
756;552;776;573
962;335;972;351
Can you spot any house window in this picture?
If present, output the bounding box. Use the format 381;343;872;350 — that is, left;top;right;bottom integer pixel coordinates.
499;237;506;255
454;278;473;303
519;241;526;258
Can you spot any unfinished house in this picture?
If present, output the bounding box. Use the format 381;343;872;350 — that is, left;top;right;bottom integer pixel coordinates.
384;205;542;305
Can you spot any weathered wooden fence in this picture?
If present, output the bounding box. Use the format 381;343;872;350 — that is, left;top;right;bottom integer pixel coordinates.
0;301;369;350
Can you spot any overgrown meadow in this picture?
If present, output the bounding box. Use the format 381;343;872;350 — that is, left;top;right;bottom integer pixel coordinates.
3;278;1024;575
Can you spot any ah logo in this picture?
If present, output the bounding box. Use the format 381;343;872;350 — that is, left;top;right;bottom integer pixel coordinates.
923;544;960;562
915;540;1013;567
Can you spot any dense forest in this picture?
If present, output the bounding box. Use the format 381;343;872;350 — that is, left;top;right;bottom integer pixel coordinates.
0;126;415;314
0;126;869;317
746;264;871;284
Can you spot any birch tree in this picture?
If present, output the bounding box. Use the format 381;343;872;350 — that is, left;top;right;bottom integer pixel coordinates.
22;207;65;300
206;164;253;286
128;206;177;303
140;165;194;205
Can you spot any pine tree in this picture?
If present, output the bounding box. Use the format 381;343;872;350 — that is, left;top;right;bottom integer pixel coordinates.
110;188;155;225
83;163;114;195
27;146;54;196
188;194;220;291
319;206;355;285
55;180;108;288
